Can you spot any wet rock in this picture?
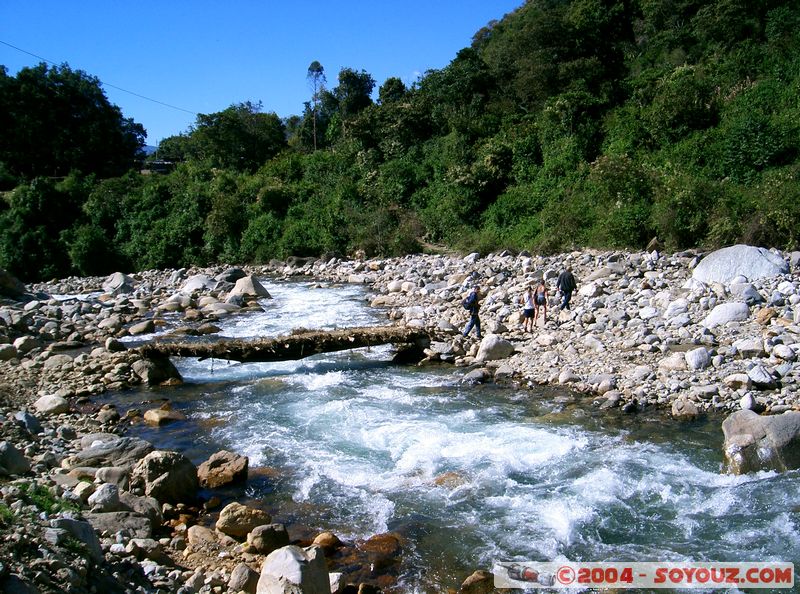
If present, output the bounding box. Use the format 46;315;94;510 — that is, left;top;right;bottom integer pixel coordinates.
96;405;121;424
131;357;182;385
313;531;343;553
143;405;187;426
722;409;800;473
128;320;155;335
462;368;490;384
227;275;272;300
460;570;494;594
129;450;199;504
197;449;249;488
671;397;700;420
358;532;403;572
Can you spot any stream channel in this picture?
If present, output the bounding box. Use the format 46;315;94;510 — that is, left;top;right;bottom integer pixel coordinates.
110;278;799;592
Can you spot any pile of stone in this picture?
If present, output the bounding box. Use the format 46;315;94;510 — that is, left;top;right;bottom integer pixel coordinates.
0;394;398;593
0;244;798;592
281;245;799;424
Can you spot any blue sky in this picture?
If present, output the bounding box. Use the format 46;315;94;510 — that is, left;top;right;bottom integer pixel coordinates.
1;1;522;145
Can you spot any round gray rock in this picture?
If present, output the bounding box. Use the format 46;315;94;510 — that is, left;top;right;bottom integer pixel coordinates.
693;245;788;285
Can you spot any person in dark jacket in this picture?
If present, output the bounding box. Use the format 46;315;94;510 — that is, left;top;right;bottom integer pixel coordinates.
462;286;482;339
556;267;577;310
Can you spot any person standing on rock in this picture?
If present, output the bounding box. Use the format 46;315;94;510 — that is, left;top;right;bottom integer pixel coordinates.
462;285;482;339
520;286;535;332
532;280;548;326
556;267;577;311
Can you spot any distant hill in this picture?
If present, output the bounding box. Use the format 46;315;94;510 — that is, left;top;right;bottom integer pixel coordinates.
142;145;158;156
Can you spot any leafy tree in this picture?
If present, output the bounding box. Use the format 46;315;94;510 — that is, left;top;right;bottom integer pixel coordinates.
329;68;375;137
307;61;326;150
155;134;192;163
378;77;407;104
187;102;287;171
0;63;145;181
0;174;91;280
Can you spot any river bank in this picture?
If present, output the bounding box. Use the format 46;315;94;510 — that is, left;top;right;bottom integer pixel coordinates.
0;245;798;593
285;246;800;417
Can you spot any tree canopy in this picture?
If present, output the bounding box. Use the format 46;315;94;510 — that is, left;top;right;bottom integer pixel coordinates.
2;0;799;281
0;63;145;185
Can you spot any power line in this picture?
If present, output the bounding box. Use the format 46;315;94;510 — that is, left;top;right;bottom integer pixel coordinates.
0;38;198;116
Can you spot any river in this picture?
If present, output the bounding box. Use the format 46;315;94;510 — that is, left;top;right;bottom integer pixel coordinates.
115;278;800;592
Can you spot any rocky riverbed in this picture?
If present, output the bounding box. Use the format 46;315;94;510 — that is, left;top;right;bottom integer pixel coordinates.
0;244;798;593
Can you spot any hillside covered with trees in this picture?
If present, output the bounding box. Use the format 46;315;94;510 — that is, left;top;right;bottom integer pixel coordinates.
1;0;799;281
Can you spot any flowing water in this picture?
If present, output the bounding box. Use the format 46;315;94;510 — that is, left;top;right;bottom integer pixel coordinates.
114;279;800;592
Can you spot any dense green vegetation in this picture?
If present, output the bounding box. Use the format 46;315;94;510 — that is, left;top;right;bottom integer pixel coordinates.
1;0;799;282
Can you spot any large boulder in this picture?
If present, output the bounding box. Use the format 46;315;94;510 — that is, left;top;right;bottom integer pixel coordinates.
684;347;710;370
246;523;290;555
216;267;247;283
229;563;260;593
129;450;199;504
461;570;495;594
131;357;182;385
50;517;103;561
216;502;272;539
285;256;317;269
0;441;31;476
143;405;187;426
180;274;216;293
722;409;800;474
0;344;18;361
85;511;154;539
476;334;515;362
62;436;154;471
226;276;272;301
198;450;249;488
0;268;27;299
692;245;788;285
256;545;331;594
34;394;70;415
701;302;750;328
102;272;136;294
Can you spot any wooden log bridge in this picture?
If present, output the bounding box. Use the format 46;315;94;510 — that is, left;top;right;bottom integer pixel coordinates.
137;326;431;364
